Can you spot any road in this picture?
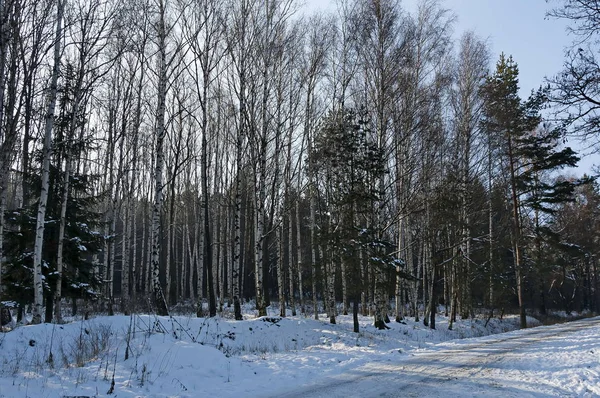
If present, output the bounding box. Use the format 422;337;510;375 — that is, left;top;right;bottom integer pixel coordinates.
273;317;600;397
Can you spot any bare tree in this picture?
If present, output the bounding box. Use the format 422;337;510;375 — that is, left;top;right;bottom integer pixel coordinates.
31;0;64;324
447;31;489;326
182;0;226;317
548;0;600;145
149;0;184;316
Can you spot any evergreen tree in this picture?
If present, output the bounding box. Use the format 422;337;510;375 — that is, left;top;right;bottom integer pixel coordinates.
1;63;105;322
481;54;529;328
312;107;410;330
2;164;105;321
482;54;585;327
551;180;600;312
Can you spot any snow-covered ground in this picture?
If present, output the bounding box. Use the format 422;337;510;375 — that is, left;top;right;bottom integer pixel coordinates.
0;305;596;397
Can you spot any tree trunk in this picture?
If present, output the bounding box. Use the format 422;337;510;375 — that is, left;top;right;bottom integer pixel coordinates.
31;0;64;324
327;258;336;324
288;208;296;316
353;295;359;333
295;188;305;315
54;154;71;323
395;217;405;322
310;179;318;320
233;123;243;319
507;135;526;328
0;0;10;305
150;0;169;316
341;254;348;316
277;223;285;317
254;160;267;317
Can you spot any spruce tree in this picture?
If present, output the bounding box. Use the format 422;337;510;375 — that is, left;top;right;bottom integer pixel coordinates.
3;164;105;321
2;64;105;322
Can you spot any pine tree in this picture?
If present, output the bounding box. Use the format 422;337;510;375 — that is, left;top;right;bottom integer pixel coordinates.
481;54;585;328
481;54;533;328
517;120;589;315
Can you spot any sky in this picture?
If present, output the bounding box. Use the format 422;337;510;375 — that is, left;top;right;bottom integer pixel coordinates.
301;0;600;174
417;0;571;97
303;0;571;97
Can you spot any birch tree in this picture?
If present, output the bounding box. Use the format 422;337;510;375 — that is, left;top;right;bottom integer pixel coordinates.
31;0;64;325
447;31;488;324
149;0;183;316
183;0;225;317
225;0;256;320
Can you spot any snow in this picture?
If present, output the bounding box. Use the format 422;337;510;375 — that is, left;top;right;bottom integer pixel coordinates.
0;305;598;398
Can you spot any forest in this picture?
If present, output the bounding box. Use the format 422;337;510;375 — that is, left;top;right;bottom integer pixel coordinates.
0;0;599;331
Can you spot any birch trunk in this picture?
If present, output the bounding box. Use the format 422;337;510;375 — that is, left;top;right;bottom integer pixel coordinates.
295;198;305;314
227;207;233;307
54;155;71;323
254;156;267;317
140;203;147;294
31;0;64;324
395;218;404;322
288;209;296;316
413;237;420;322
327;256;336;324
310;179;318;320
165;174;174;305
150;0;169;316
108;196;118;315
277;224;285;317
131;192;137;309
360;239;367;316
341;255;348;316
233;113;243;319
185;221;195;301
196;192;205;316
219;203;227;312
285;123;295;316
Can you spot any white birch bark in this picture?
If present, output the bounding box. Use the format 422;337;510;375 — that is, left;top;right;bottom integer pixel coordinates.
219;203;227;312
31;0;64;324
341;255;348;316
395;218;404;322
310;171;318;320
121;190;130;311
288;208;296;316
150;0;169;316
54;154;71;323
327;257;336;324
131;191;137;308
277;224;285;317
295;198;304;314
254;161;267;317
140;202;147;294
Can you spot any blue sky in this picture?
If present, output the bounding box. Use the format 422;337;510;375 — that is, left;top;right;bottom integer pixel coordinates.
303;0;597;174
304;0;571;96
429;0;570;97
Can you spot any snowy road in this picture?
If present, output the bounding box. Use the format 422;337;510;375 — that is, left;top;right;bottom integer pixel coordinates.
275;317;600;398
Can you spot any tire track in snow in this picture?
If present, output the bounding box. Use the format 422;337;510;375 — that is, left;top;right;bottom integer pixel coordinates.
273;317;600;398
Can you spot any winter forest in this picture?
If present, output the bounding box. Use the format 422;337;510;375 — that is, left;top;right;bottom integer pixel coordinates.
0;0;600;332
